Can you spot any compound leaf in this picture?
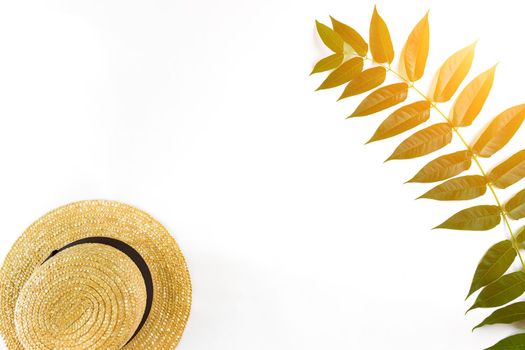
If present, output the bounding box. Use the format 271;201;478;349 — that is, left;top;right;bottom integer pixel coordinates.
311;53;344;75
330;16;368;56
505;188;525;220
418;175;487;201
316;20;344;52
400;11;429;82
339;66;386;100
434;205;501;230
317;57;363;90
489;149;525;189
367;101;430;143
474;302;525;330
407;150;472;183
467;240;516;299
349;83;408;117
386;123;452;161
451;65;497;127
369;6;394;64
485;334;525;350
468;271;525;312
430;42;476;102
472;104;525;158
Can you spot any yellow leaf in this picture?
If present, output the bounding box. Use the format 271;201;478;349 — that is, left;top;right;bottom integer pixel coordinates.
316;20;344;53
472;104;525;158
369;6;394;64
367;100;430;143
348;83;408;117
434;205;501;230
338;66;386;100
451;65;497;127
316;57;363;90
418;175;487;201
489;150;525;189
400;11;429;82
311;53;344;75
386;123;452;161
429;42;477;102
407;150;472;183
330;16;368;57
505;188;525;220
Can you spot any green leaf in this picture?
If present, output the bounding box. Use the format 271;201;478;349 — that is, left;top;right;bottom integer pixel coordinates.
468;271;525;312
399;11;429;82
472;104;525;158
369;6;394;64
505;188;525;220
434;205;501;230
517;226;525;245
489;149;525;189
311;53;344;75
430;42;476;102
316;20;344;52
474;302;525;330
367;101;430;143
317;57;363;90
348;83;408;117
485;333;525;350
467;240;516;299
330;16;368;56
339;66;386;100
386;123;452;161
418;175;487;201
451;65;496;127
407;150;472;183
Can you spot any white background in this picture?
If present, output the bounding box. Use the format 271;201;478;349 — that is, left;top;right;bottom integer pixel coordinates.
0;0;525;349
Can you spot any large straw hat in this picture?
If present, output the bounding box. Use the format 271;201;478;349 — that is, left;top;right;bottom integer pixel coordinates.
0;200;192;349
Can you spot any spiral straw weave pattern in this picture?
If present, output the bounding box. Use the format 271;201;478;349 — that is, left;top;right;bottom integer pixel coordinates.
15;244;147;349
0;200;192;350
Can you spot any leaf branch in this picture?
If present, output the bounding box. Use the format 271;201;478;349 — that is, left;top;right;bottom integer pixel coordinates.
367;56;525;272
313;9;525;346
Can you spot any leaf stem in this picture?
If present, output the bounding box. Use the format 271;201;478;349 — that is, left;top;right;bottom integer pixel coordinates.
363;56;525;272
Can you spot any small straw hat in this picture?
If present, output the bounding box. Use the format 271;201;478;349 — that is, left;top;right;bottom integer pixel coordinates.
0;200;192;349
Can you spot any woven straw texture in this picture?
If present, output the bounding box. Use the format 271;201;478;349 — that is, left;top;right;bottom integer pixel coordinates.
0;200;192;350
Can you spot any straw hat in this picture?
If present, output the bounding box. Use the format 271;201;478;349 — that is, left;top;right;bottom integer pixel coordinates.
0;200;192;350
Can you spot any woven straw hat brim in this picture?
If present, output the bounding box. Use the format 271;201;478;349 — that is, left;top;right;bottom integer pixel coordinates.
0;200;192;350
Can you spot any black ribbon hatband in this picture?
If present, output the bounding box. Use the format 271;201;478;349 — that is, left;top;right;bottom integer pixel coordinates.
44;237;153;345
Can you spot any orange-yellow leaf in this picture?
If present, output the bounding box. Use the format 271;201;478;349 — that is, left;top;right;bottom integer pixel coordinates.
369;6;394;64
386;123;452;161
407;150;472;183
505;188;525;220
418;175;487;201
330;16;368;57
429;42;476;102
434;205;501;230
317;57;363;90
472;104;525;158
339;67;386;100
400;11;429;82
348;83;408;117
316;20;344;52
311;53;344;75
489;150;525;189
367;100;430;143
451;65;497;127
